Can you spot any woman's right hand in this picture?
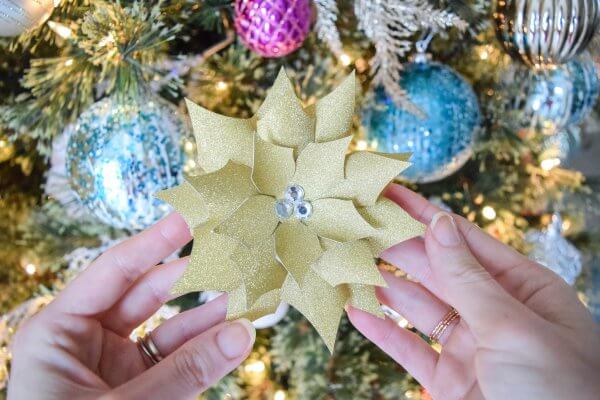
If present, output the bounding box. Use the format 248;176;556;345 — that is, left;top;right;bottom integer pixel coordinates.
348;184;600;400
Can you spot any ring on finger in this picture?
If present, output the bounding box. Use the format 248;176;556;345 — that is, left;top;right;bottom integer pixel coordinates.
429;308;460;343
136;332;164;365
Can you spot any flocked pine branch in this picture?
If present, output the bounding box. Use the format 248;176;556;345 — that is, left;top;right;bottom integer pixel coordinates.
355;0;466;113
0;1;180;155
314;0;343;56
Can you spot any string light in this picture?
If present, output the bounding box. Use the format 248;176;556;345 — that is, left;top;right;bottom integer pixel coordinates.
24;263;37;276
98;34;115;47
64;59;74;67
215;81;228;91
244;360;266;374
47;21;72;39
274;389;287;400
355;139;368;150
482;206;497;220
540;157;561;171
339;53;352;66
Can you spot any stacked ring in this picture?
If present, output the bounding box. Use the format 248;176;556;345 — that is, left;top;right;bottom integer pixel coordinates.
429;308;460;343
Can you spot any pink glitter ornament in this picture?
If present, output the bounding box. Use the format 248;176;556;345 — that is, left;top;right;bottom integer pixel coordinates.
234;0;311;58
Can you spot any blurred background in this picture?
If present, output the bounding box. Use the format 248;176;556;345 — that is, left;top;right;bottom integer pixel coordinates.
0;0;598;398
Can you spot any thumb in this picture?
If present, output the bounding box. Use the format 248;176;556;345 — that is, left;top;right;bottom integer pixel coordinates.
425;212;524;338
107;319;255;400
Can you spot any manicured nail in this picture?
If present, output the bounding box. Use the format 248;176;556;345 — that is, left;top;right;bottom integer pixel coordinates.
430;212;461;247
216;319;255;359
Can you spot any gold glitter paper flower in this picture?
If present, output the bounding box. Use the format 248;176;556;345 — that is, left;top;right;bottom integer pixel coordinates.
158;69;425;351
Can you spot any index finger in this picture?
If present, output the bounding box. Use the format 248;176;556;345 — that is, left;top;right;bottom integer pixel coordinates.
53;212;192;315
383;184;528;275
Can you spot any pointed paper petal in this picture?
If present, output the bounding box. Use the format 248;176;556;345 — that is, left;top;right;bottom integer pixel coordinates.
230;239;287;308
185;99;254;172
358;198;426;255
312;240;386;287
215;194;279;248
256;68;313;149
315;72;355;142
156;181;209;229
171;224;241;296
281;272;348;353
227;287;282;321
252;134;296;197
292;136;352;200
373;151;412;161
307;198;377;242
330;151;411;206
347;284;385;318
187;162;256;222
275;221;323;284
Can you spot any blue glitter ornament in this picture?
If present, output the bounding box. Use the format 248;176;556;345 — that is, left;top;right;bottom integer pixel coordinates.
362;61;481;183
66;94;184;230
567;54;599;126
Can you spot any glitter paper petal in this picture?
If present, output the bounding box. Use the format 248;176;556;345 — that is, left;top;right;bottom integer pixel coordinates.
275;221;323;284
227;287;282;321
329;151;411;206
312;240;386;287
230;238;287;308
256;68;313;149
307;198;377;242
292;135;352;200
281;272;348;353
315;71;355;143
187;162;257;223
347;284;385;319
215;194;279;247
252;134;296;197
185;99;254;172
170;224;241;296
156;181;208;230
358;198;426;255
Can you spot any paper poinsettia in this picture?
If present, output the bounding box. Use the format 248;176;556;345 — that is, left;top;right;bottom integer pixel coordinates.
158;69;425;352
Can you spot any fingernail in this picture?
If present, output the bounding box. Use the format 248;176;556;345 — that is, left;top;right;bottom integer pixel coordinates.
430;212;461;247
216;319;255;359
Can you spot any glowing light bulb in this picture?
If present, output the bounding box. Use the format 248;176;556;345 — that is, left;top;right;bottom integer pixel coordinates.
24;263;37;276
47;21;72;39
355;139;368;150
64;58;74;67
244;360;265;373
274;390;287;400
339;53;352;66
540;158;561;171
215;81;228;91
482;206;496;220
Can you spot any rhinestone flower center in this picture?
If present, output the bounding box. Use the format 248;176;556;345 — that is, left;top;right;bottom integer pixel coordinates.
275;184;312;221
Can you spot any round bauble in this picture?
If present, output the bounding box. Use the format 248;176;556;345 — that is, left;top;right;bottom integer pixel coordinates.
526;214;582;285
494;0;600;69
496;65;574;134
0;0;54;37
363;61;481;183
234;0;311;58
567;54;599;125
66;94;184;230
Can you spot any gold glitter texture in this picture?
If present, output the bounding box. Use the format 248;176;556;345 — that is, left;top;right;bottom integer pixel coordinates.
158;68;425;352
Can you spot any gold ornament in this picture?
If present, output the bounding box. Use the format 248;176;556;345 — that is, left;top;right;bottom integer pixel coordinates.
158;69;425;351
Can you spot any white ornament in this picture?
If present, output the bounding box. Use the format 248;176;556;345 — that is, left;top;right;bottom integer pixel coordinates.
526;213;582;285
0;0;55;37
199;291;289;329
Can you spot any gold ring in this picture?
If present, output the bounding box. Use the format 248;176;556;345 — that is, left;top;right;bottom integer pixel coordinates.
136;332;164;365
429;308;459;343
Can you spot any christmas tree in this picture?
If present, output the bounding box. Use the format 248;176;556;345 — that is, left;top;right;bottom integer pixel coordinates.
0;0;599;398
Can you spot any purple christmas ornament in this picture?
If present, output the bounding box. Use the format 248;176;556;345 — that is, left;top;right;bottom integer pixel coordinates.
234;0;311;58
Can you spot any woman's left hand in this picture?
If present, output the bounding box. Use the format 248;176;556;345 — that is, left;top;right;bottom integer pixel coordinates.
7;213;255;400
